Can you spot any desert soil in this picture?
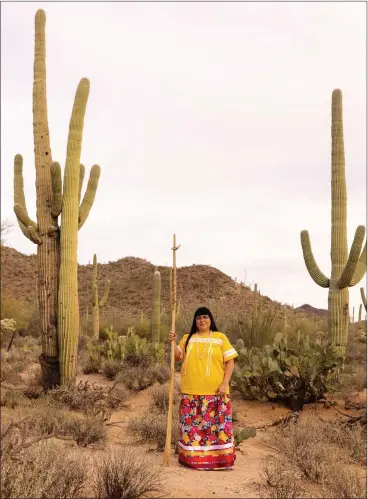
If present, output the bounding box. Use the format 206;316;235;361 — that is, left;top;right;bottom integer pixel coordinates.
72;373;366;499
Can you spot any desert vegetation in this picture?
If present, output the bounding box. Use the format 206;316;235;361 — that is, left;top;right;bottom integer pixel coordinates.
1;6;366;499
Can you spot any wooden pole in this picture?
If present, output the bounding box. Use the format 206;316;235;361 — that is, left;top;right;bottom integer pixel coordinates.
163;234;180;466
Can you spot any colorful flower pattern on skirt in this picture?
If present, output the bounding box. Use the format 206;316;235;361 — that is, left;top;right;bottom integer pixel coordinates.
178;393;236;470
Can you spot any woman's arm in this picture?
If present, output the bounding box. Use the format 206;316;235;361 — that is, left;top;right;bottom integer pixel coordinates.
216;359;235;395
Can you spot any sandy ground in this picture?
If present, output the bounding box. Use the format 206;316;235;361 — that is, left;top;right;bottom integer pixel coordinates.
73;373;366;499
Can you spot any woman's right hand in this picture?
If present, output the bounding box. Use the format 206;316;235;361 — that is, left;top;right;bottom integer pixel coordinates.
169;331;177;343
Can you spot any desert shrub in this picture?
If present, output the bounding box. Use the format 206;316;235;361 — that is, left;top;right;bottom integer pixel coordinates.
322;465;367;499
118;364;170;391
14;403;107;447
0;296;34;331
128;410;179;452
232;334;344;410
1;439;86;499
1;388;32;409
102;359;124;379
257;458;306;499
93;447;164;499
46;380;129;419
149;382;181;414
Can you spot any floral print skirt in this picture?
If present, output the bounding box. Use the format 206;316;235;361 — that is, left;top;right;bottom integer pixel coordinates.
178;393;236;470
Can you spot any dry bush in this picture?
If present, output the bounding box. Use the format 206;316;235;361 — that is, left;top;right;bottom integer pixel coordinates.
93;447;164;499
321;465;367;499
128;409;179;452
0;296;34;331
322;419;366;466
102;359;124;380
271;416;367;486
118;364;170;391
1;388;32;409
272;418;337;484
8;402;107;448
1;440;86;499
46;380;129;419
338;365;367;395
149;382;181;414
258;458;306;499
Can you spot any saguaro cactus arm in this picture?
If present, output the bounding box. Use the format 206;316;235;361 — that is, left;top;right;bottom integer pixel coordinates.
78;165;101;230
99;280;110;307
361;287;367;311
300;230;330;288
13;155;38;241
78;164;85;203
338;225;366;288
13;204;37;231
349;242;367;287
50;162;63;217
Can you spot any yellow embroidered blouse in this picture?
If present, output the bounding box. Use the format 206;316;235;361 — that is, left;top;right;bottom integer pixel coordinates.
177;331;238;395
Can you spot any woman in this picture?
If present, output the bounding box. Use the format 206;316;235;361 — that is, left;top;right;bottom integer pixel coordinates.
169;306;238;471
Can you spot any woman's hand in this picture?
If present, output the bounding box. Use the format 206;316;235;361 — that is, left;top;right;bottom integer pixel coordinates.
169;331;177;343
216;382;228;396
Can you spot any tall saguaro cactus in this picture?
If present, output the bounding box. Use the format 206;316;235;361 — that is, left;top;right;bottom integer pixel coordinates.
300;89;366;355
92;254;110;340
13;10;101;387
151;270;161;343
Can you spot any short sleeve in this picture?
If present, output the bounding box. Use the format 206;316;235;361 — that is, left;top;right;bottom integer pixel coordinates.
221;334;238;362
178;334;188;356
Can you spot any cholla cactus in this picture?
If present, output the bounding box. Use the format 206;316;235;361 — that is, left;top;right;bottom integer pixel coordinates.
13;10;101;386
92;254;110;340
300;89;366;356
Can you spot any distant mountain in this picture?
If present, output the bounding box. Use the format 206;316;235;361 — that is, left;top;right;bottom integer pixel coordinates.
1;245;326;326
295;303;328;318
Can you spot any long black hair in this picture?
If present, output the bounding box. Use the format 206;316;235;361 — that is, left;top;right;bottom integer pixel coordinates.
184;307;219;352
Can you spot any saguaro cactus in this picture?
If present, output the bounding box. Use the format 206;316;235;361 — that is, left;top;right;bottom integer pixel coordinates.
13;10;101;387
151;270;161;343
361;288;367;312
92;254;110;340
300;89;366;355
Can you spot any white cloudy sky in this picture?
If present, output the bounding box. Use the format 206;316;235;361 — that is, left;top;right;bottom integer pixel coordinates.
1;2;366;311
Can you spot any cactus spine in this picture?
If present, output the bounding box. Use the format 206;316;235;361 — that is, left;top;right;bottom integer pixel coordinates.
361;288;367;312
92;254;110;340
151;270;161;343
13;10;100;387
300;89;366;355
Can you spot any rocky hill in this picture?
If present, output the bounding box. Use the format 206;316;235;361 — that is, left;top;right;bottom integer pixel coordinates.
0;245;326;326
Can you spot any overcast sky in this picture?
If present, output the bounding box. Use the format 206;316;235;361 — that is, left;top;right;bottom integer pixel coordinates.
1;2;366;312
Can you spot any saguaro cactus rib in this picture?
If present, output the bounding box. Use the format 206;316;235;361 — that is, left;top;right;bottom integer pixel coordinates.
78;165;101;230
338;226;366;288
300;89;366;355
349;242;367;287
300;231;330;288
361;288;367;312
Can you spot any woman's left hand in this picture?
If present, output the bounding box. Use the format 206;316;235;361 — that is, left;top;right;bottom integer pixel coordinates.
216;383;228;396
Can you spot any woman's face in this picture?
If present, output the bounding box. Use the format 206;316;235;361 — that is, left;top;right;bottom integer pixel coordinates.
196;314;211;332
